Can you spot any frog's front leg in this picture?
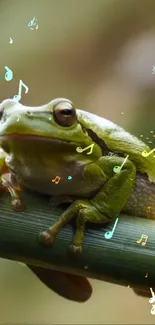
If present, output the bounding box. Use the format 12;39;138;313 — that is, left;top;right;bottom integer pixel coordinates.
1;173;24;211
0;152;24;210
39;156;136;253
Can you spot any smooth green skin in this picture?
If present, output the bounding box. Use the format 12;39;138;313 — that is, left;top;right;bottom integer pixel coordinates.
0;98;154;253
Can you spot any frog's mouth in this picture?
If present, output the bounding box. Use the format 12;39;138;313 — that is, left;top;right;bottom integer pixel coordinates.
0;133;72;144
0;134;81;155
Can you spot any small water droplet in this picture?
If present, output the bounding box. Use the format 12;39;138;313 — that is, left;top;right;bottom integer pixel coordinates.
140;135;143;137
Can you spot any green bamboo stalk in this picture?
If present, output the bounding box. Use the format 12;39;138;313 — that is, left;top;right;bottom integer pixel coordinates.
0;189;154;297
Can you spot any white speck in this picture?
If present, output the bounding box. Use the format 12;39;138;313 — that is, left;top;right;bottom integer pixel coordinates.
9;37;13;44
121;112;124;115
149;141;153;144
150;131;154;133
140;135;143;137
84;265;88;270
146;137;149;140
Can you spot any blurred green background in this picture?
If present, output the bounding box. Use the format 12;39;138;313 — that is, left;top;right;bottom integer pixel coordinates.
1;0;155;323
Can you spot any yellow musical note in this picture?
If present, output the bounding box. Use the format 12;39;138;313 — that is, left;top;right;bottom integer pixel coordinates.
113;155;129;174
76;143;94;155
142;148;155;157
136;234;148;246
52;176;61;184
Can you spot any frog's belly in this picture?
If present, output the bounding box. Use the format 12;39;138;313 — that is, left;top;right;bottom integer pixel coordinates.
10;161;103;198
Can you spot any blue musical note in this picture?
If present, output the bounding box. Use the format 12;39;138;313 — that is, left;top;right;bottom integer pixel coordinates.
4;66;13;81
13;79;29;102
104;218;119;239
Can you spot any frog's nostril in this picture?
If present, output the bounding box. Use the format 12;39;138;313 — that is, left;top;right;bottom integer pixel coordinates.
27;111;33;117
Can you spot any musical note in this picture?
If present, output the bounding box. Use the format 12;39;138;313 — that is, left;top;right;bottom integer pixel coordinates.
13;80;29;102
113;155;129;174
28;17;39;30
17;115;21;122
136;234;148;246
104;218;119;239
149;288;155;304
151;305;155;315
4;66;13;81
142;148;155;157
52;176;61;184
9;37;13;44
76;143;94;155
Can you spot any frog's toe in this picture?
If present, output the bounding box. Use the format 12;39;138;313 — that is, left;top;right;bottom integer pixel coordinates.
39;230;56;246
12;198;25;211
69;243;83;254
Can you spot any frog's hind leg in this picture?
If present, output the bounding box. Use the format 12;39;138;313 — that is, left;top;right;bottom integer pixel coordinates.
1;173;24;211
39;199;110;254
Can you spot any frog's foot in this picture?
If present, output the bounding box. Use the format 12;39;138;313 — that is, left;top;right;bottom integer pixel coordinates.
12;198;25;212
69;244;82;254
1;175;25;212
49;195;74;208
39;230;56;246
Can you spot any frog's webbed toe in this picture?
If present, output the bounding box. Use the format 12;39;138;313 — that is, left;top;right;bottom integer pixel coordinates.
69;244;83;254
39;230;56;246
12;198;25;211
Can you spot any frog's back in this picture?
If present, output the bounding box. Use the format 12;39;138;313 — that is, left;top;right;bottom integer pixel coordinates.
77;109;155;182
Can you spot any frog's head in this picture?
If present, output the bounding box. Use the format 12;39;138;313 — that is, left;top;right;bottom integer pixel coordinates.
0;98;101;159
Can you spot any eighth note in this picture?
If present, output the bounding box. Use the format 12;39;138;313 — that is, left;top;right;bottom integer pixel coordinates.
142;148;155;158
76;143;94;155
113;155;129;174
104;218;119;239
52;176;61;184
4;66;13;81
13;79;29;102
136;234;148;246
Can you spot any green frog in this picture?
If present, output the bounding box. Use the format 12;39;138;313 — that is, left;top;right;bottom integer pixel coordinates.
0;97;154;254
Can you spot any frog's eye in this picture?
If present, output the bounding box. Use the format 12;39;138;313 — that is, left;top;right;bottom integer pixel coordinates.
53;101;77;127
